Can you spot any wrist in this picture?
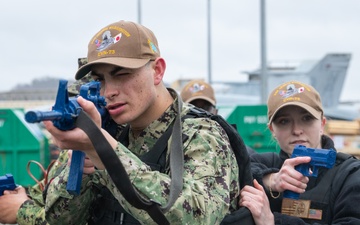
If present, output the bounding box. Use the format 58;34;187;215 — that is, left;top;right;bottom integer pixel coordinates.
269;173;280;199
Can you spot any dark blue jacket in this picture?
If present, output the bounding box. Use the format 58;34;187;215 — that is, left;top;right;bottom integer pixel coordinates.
250;135;360;224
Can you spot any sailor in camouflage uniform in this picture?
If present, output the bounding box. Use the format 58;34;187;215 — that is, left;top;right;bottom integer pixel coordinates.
43;20;240;225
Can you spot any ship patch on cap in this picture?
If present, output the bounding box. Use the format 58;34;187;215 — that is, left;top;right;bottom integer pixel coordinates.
95;31;122;51
279;84;305;99
189;83;206;94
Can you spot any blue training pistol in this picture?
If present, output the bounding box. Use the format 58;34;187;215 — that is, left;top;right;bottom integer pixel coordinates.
283;145;337;199
0;174;17;196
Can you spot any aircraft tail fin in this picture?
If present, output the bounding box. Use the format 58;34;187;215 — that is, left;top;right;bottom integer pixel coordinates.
309;53;351;108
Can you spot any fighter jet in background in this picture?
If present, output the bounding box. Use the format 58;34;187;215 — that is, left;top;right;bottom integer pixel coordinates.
212;53;358;120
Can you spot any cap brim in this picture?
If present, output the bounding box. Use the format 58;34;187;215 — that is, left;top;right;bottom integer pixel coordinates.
268;102;322;124
184;96;216;106
75;57;151;80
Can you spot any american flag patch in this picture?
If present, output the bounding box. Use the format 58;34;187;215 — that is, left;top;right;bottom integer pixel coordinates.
308;209;322;220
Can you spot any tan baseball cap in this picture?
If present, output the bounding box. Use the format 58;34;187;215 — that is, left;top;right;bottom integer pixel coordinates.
267;80;323;124
180;80;216;106
75;20;160;80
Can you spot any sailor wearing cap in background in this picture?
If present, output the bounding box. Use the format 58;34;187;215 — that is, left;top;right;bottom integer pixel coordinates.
239;80;360;225
181;79;218;115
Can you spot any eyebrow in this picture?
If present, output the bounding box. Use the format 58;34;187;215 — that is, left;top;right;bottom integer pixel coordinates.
91;66;125;78
90;70;102;78
275;108;312;118
109;67;125;76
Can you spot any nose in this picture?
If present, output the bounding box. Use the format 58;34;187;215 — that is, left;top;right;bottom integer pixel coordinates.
102;82;118;100
292;121;304;135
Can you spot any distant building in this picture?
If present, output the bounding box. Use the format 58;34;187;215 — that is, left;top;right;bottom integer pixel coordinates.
0;77;70;110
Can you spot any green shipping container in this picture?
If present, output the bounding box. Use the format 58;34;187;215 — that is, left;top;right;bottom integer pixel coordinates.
219;105;279;153
0;108;50;187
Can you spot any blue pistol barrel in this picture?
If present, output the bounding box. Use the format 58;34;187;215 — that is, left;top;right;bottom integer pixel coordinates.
25;110;63;123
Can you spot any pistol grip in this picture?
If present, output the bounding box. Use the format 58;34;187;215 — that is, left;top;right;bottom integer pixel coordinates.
283;190;300;199
66;151;85;195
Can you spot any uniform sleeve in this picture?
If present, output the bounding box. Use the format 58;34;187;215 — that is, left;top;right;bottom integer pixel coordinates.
98;118;240;224
17;200;48;225
16;150;68;225
250;152;281;187
43;150;98;225
44;163;101;225
17;180;47;225
330;162;360;224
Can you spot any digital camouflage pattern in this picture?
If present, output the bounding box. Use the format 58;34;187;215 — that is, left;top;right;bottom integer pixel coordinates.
68;57;93;96
16;150;69;225
45;89;240;225
78;57;88;68
67;74;94;96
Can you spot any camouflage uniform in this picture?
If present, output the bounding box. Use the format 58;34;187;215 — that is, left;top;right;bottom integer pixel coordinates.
45;89;240;225
78;57;88;68
16;150;69;225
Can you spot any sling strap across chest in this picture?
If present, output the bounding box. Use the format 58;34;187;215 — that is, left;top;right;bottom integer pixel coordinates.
75;98;255;224
75;95;185;225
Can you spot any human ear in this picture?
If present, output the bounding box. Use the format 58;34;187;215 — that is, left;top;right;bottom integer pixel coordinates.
268;124;276;139
320;116;326;134
268;123;274;132
153;58;166;85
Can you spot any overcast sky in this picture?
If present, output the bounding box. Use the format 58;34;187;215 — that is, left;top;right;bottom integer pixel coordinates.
1;0;359;101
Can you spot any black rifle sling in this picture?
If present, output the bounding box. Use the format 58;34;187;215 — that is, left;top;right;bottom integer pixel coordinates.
76;110;169;225
159;92;184;212
140;126;173;172
118;123;174;172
